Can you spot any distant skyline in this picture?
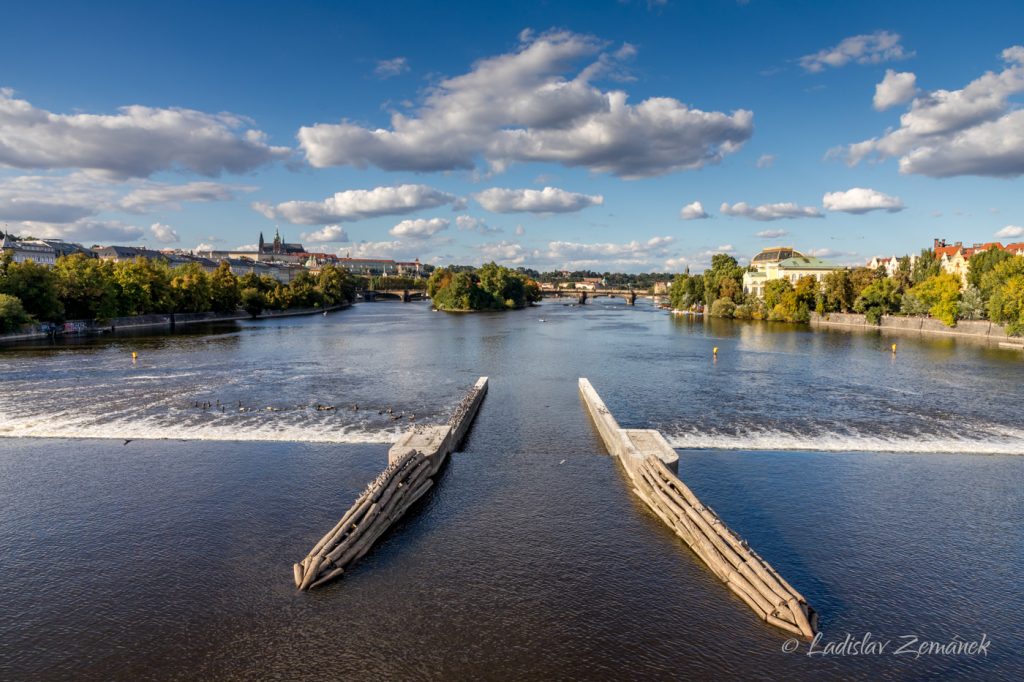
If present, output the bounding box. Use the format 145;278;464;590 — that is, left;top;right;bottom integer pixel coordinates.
1;0;1023;272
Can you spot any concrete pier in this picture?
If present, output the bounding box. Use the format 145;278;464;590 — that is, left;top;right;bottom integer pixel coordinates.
294;377;488;590
578;378;817;639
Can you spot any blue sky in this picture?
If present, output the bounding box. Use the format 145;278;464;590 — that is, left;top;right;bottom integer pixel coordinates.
1;0;1023;272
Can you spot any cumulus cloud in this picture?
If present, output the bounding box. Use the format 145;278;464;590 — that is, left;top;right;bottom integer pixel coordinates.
455;215;501;234
756;154;775;168
120;181;252;213
995;225;1024;238
822;187;905;214
843;46;1024;177
474;186;603;213
389;217;449;239
375;57;409;79
8;218;144;243
297;30;753;178
680;200;709;220
720;201;823;221
873;69;917;111
149;222;179;244
0;173;112;223
800;31;912;73
475;235;677;270
0;88;289;178
515;224;525;236
338;240;425;261
254;184;458;225
300;225;349;243
755;229;788;239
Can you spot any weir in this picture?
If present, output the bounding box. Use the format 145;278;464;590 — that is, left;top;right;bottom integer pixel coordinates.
293;377;488;590
578;378;818;639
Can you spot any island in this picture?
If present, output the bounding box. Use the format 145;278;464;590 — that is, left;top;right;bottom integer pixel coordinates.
427;262;541;312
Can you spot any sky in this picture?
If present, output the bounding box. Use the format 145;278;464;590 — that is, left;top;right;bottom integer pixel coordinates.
1;0;1023;273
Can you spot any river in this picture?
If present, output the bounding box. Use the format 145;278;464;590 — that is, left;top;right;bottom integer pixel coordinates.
1;298;1022;679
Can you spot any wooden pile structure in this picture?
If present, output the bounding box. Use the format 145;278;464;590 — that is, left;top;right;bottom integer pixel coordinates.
294;377;488;590
578;378;817;639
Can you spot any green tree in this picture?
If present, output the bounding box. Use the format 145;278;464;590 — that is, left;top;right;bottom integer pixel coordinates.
239;287;265;317
893;256;913;293
911;249;941;284
316;263;355;306
704;254;745;304
170;262;212;313
209;261;240;313
958;285;986;320
0;259;63;321
53;254;119;320
985;256;1024;335
849;266;881;299
709;297;736;318
0;293;29;331
763;279;793;311
285;271;324;309
907;273;962;326
967;248;1012;296
822;270;854;312
794;276;819;309
114;257;173;316
854;277;901;324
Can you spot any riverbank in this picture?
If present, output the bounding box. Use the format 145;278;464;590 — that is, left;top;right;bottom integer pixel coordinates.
808;311;1022;346
0;301;351;344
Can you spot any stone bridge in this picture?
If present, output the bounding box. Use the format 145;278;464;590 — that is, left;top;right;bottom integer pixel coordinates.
540;289;644;305
360;289;427;303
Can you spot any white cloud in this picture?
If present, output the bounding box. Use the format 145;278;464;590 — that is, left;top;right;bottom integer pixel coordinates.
822;187;905;214
235;243;258;251
995;225;1024;238
515;224;526;236
844;46;1024;177
455;215;501;234
800;31;912;73
755;229;788;239
716;244;734;252
338;240;425;261
254;184;458;224
149;222;179;244
389;217;449;239
720;201;823;221
375;57;409;79
873;69;917;111
475;186;603;213
300;225;349;243
475;235;677;271
0;173;112;223
297;30;753;178
0;88;289;178
680;200;709;220
756;154;775;168
7;218;145;243
120;182;252;213
194;243;216;252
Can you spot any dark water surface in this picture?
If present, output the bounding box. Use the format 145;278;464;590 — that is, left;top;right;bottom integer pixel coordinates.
1;300;1022;680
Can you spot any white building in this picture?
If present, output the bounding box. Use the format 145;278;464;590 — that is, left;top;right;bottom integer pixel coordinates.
742;247;845;299
0;236;57;265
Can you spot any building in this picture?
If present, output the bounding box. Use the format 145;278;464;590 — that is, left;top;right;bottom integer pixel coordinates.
0;235;58;265
337;257;399;276
43;240;95;259
257;229;305;263
932;238;1012;286
742;247;845;299
93;245;167;262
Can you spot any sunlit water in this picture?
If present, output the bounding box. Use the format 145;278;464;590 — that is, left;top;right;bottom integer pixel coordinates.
1;299;1022;679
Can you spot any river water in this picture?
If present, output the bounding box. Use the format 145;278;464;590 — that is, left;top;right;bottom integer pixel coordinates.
1;299;1022;680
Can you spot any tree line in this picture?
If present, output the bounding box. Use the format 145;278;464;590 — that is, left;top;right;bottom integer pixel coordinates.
669;249;1024;335
0;253;356;332
427;262;542;311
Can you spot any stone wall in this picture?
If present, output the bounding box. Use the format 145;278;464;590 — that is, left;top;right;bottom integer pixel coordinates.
810;312;1013;341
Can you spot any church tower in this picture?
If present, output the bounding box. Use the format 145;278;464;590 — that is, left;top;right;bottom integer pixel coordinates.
273;228;282;255
258;232;265;253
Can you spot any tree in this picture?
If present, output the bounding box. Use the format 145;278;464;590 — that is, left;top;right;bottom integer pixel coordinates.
0;259;63;321
854;277;900;324
240;288;265;317
170;262;212;313
709;297;736;318
209;261;240;313
967;248;1012;296
763;279;793;311
959;285;986;320
53;254;118;320
114;257;173;316
907;273;962;326
284;271;324;309
704;254;745;304
822;270;854;312
893;256;913;293
986;256;1024;335
794;276;819;309
849;266;881;299
911;248;941;284
0;293;29;331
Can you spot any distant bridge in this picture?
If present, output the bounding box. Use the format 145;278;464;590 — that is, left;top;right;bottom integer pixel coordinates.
540;289;659;306
359;289;427;302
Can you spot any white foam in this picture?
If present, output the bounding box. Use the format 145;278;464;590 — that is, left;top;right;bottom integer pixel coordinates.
0;411;403;445
666;426;1024;455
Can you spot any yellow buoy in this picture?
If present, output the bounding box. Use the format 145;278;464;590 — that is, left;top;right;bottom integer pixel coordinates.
131;352;138;360
713;346;719;356
891;343;897;353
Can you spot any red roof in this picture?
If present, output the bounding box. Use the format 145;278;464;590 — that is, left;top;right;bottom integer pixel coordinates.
934;245;962;259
